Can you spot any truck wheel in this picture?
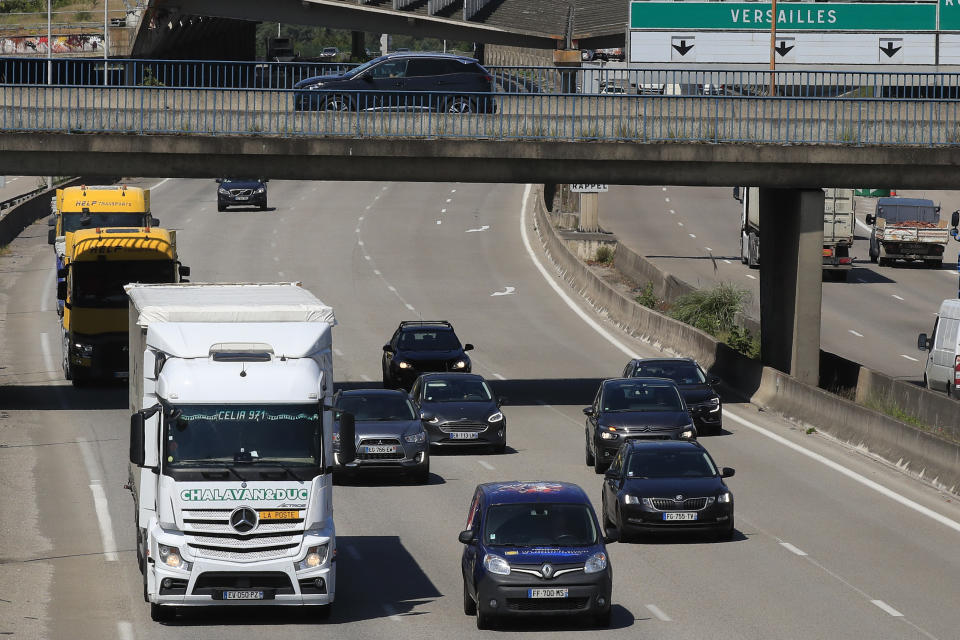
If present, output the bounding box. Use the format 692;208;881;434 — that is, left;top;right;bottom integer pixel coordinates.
739;235;748;265
878;257;890;267
747;232;759;268
150;603;176;622
926;259;943;269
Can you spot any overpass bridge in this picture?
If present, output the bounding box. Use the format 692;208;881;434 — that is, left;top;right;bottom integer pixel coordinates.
3;66;960;387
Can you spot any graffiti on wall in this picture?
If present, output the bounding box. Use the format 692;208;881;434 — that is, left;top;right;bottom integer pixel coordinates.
0;34;104;55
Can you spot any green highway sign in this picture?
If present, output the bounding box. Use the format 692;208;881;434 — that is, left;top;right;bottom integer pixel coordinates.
629;2;937;31
942;0;960;31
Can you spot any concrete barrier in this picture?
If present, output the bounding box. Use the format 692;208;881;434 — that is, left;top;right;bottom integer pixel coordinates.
533;184;960;494
0;177;100;247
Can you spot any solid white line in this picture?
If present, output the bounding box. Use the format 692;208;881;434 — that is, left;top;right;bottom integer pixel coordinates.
405;303;415;311
360;374;372;382
493;373;506;380
779;542;808;556
900;354;919;362
478;460;495;470
333;348;344;357
148;178;171;191
725;411;960;535
891;294;905;301
40;267;54;313
746;274;757;280
723;259;732;265
848;329;864;338
871;600;904;617
645;604;672;621
90;484;118;561
77;438;103;483
39;332;56;374
382;603;402;621
116;621;134;640
520;183;960;538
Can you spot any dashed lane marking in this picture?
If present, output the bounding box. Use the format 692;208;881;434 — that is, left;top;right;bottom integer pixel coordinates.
871;600;904;617
723;259;732;265
849;329;864;338
705;247;713;252
405;303;415;311
478;460;495;470
333;348;344;357
360;374;372;382
645;604;672;621
892;294;904;301
493;373;506;380
382;603;403;621
689;233;697;239
746;274;757;280
779;542;807;556
117;621;134;640
90;484;118;561
900;354;919;362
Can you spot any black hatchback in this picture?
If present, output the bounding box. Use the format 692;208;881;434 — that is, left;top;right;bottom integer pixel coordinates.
623;358;722;435
382;320;473;390
292;52;495;113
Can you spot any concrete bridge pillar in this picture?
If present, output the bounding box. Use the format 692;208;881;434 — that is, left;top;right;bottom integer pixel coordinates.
758;188;824;386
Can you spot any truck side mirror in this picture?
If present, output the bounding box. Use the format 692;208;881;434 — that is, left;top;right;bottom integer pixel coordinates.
178;264;191;277
732;186;742;203
338;411;357;464
865;214;875;225
951;210;959;228
56;281;67;301
918;333;930;351
130;413;146;467
150;217;160;226
48;228;55;245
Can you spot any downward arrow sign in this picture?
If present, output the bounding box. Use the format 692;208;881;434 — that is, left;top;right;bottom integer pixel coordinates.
775;41;794;57
880;42;902;58
672;40;693;56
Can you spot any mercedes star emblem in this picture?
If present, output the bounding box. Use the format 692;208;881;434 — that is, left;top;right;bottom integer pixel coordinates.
541;563;554;579
230;507;258;533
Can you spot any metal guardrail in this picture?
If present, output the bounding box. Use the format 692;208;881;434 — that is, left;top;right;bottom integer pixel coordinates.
3;84;960;145
0;184;45;211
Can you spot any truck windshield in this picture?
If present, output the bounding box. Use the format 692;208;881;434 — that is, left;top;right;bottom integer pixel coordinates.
165;404;321;466
62;212;151;233
483;503;598;547
72;260;175;307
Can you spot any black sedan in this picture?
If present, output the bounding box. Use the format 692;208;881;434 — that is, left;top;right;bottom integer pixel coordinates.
623;358;722;435
216;178;268;211
584;377;696;474
409;373;505;453
600;440;735;541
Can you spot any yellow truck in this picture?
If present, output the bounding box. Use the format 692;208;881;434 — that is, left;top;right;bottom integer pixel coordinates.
57;227;189;384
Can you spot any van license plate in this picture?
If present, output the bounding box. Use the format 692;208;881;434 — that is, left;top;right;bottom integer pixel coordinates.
450;432;479;440
529;589;568;598
223;590;263;600
663;512;697;521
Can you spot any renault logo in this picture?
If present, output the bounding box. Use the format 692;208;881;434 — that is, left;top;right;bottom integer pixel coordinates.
230;507;258;533
541;563;554;579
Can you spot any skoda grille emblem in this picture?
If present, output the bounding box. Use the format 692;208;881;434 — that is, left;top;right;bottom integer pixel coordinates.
675;495;684;501
541;563;554;579
230;507;258;533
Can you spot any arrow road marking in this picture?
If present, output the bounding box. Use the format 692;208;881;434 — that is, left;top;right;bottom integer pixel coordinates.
672;40;693;56
466;225;490;233
491;286;516;296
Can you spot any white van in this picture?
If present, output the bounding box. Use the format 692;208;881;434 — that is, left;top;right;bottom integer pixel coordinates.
918;299;960;397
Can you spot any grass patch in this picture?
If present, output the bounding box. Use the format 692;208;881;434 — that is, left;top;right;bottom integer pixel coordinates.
805;427;817;435
594;245;614;265
720;325;761;360
0;245;10;257
669;283;749;336
635;282;661;309
863;396;928;430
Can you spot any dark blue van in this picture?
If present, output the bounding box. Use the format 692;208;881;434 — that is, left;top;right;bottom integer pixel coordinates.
458;481;616;629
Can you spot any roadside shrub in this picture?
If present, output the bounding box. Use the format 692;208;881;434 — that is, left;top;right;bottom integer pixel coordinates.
724;325;760;360
635;282;660;309
594;245;614;265
669;283;749;336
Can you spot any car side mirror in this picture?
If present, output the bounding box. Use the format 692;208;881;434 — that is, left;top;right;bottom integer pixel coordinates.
129;413;146;466
338;411;357;464
458;529;476;544
952;210;959;228
603;527;619;544
56;281;67;301
497;397;507;407
709;376;721;385
383;344;393;353
464;344;474;351
917;333;929;351
582;407;594;416
865;214;875;225
721;467;735;478
48;228;55;245
604;468;620;480
215;178;223;184
420;413;434;423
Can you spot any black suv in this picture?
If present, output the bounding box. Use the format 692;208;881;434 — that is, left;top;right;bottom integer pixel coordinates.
293;52;495;113
382;321;473;389
623;358;722;435
216;178;268;211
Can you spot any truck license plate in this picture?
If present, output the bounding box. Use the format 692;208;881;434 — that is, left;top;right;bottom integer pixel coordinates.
223;590;263;600
450;432;479;440
363;445;397;454
528;588;568;598
663;512;697;521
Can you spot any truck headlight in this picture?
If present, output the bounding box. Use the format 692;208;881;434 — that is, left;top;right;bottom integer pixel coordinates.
717;492;732;504
158;544;191;570
584;552;607;574
483;554;511;576
487;412;503;423
452;360;468;369
296;543;329;570
74;343;94;357
404;430;426;443
623;495;639;505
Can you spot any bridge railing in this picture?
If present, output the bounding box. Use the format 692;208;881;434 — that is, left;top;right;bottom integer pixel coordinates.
3;84;959;145
4;56;960;98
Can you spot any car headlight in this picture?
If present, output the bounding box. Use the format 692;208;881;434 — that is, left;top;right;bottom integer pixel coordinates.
707;396;720;406
404;430;426;443
483;554;511;576
487;412;503;423
680;428;695;439
74;343;94;357
296;543;329;571
599;431;618;440
717;492;732;504
452;360;468;369
218;188;229;195
308;83;325;90
623;495;639;505
158;544;192;571
397;361;412;369
584;552;607;574
255;187;266;193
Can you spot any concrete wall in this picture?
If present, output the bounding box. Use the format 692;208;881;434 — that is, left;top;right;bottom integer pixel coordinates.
534;184;960;494
0;177;92;247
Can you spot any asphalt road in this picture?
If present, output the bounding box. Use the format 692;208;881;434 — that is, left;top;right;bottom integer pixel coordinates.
2;179;960;639
598;186;960;383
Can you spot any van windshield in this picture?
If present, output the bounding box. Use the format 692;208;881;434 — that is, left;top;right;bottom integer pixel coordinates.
483;503;598;547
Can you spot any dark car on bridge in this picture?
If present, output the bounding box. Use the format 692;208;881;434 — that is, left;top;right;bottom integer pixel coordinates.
292;52;496;113
410;372;506;453
600;440;735;541
382;320;473;389
459;481;616;629
623;358;722;435
584;378;696;473
216;178;268;211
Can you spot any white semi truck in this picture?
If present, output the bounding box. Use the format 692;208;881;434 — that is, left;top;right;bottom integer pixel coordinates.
734;187;855;281
125;282;356;622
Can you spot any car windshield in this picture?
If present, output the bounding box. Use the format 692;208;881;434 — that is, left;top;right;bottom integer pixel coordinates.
423;379;492;403
62;212;151;233
483;503;598;547
398;329;461;351
627;451;717;478
344;57;382;78
336;394;416;421
601;381;683;412
72;260;174;307
632;362;706;385
221;179;260;186
165;404;321;466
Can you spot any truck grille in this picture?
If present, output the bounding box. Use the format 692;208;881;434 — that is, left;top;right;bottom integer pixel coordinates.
650;497;710;511
181;508;304;563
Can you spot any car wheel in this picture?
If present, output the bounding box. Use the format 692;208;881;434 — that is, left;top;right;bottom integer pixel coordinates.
601;495;614;530
476;606;493;630
260;202;268;211
594;608;612;628
217;204;226;212
150;603;175;623
324;95;351;111
463;580;476;616
717;517;735;541
585;434;595;466
410;463;430;484
446;97;475;114
593;449;608;474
